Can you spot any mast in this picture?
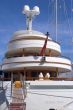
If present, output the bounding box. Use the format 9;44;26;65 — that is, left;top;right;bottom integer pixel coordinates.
56;0;58;41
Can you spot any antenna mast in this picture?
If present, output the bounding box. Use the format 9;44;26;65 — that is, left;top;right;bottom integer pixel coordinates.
22;5;40;30
56;0;58;41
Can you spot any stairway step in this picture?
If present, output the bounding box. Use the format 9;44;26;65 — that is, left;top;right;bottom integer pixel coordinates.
9;103;26;110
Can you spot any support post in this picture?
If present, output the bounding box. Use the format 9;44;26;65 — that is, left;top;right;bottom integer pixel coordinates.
56;0;58;41
49;50;51;56
23;69;27;99
20;72;22;83
2;72;4;89
11;72;13;97
23;48;24;57
56;68;58;78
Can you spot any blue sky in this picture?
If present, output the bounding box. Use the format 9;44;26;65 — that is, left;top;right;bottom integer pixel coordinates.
0;0;73;63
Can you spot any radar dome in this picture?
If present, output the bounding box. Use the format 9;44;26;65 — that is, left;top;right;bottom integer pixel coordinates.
33;6;40;15
24;5;30;12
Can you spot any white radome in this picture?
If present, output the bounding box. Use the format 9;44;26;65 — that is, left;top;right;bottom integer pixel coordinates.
23;5;30;14
33;6;40;15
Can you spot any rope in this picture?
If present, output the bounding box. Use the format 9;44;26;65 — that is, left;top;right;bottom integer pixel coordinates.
47;0;55;31
27;91;73;99
63;100;73;108
6;91;73;100
63;0;71;37
71;0;73;40
71;0;73;17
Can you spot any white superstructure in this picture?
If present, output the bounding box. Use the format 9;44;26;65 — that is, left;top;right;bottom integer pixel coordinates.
1;5;72;110
2;6;71;73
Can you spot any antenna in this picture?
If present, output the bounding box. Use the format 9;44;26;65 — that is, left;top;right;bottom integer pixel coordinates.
56;0;58;41
22;5;40;30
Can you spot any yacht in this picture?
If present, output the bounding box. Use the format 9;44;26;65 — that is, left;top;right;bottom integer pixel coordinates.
0;4;73;110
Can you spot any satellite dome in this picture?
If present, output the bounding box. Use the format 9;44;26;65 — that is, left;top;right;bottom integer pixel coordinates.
23;5;30;14
33;6;40;15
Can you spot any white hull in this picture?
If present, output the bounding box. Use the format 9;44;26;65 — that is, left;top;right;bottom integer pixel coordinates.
26;81;73;110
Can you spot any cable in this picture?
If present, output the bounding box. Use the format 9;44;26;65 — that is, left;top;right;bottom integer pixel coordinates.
27;91;73;99
47;0;55;31
63;0;71;38
70;0;72;37
6;91;73;102
63;100;73;108
55;0;58;41
71;0;73;18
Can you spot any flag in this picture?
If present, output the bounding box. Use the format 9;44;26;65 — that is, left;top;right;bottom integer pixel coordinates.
40;32;49;56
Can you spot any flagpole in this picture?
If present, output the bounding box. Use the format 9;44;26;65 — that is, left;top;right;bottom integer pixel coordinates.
40;32;49;57
56;0;57;41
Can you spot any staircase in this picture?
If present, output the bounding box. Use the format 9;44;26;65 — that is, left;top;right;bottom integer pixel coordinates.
8;84;26;110
9;103;26;110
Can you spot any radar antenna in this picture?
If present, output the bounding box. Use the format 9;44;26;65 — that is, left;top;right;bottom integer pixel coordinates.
22;5;40;30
